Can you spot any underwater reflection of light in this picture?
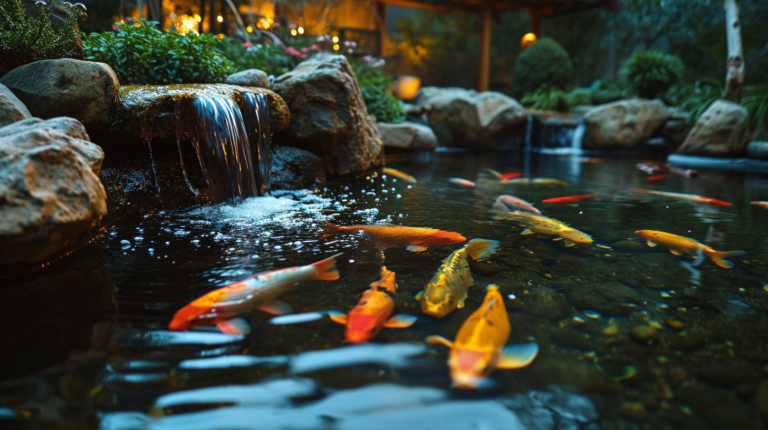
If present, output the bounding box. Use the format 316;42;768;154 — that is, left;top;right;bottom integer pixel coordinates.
179;355;287;369
289;343;428;374
154;378;316;409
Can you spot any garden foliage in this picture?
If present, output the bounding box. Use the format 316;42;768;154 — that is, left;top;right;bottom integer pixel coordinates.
621;50;684;99
742;85;768;141
349;57;405;124
82;19;234;84
216;37;297;77
521;85;570;112
511;38;573;97
0;0;83;74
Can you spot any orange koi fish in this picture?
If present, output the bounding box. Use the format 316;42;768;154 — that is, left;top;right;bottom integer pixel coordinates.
751;201;768;208
635;230;745;269
488;169;524;181
647;174;673;181
427;285;539;389
328;267;416;343
169;254;341;335
449;178;476;187
498;178;570;186
496;195;540;215
333;225;466;253
632;189;732;206
382;167;416;183
416;239;500;318
542;193;598;204
580;158;604;164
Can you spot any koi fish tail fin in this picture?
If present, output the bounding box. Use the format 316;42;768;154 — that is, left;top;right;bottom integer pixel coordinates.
465;239;501;261
488;168;502;179
710;250;746;269
312;253;342;280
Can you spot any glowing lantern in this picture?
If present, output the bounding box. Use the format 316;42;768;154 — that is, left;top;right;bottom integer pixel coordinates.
520;33;537;51
331;35;339;43
394;75;421;100
333;43;340;51
217;14;223;23
246;25;253;33
298;26;304;35
290;28;297;36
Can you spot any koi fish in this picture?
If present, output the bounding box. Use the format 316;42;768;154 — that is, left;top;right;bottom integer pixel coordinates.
751;201;768;208
669;166;698;178
635;230;745;269
169;254;342;335
382;167;416;183
580;158;604;164
647;174;673;181
496;195;540;215
427;285;539;389
333;225;466;252
498;178;570;186
492;203;593;246
632;189;732;206
488;169;524;181
415;239;500;318
636;162;667;175
450;178;476;187
328;267;416;343
542;193;598;204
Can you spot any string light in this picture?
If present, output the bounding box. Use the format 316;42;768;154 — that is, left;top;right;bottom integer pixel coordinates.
298;26;304;34
246;25;253;33
217;14;223;23
290;28;297;36
333;43;339;51
331;35;339;43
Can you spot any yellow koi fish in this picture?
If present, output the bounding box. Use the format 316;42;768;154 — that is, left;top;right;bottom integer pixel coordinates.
635;230;746;269
382;167;417;183
415;239;500;318
328;267;416;343
492;203;592;247
751;201;768;209
427;285;539;389
632;189;732;206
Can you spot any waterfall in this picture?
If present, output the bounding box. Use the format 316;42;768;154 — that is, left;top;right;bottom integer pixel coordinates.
571;119;585;154
173;90;271;205
145;139;164;209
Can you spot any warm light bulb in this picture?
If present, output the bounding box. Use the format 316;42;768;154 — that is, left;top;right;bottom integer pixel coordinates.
333;43;339;51
217;14;223;23
290;28;297;36
298;26;304;34
331;36;339;43
246;25;253;33
194;14;201;22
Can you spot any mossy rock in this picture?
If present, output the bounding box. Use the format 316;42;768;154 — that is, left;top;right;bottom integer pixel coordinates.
107;84;290;141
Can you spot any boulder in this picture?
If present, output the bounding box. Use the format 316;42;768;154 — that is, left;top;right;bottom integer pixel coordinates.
582;99;669;149
270;145;326;190
677;100;750;157
414;87;528;150
747;142;768;160
377;121;437;151
0;117;107;265
108;84;290;141
0;83;32;127
0;59;119;123
271;55;382;176
225;69;270;88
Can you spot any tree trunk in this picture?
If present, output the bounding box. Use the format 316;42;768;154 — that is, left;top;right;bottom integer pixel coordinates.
724;0;744;101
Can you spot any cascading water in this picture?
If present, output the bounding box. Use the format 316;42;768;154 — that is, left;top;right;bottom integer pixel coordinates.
243;92;271;195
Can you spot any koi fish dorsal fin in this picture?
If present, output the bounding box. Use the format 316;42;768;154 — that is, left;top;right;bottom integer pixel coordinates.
426;335;454;348
711;250;746;269
465;239;501;261
216;317;251;335
257;299;293;315
384;314;417;328
407;245;429;253
497;342;539;369
312;253;342;281
488;168;503;179
327;310;348;325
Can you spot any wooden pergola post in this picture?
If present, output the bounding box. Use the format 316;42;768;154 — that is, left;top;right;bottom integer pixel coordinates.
478;2;491;92
529;11;540;36
376;2;388;57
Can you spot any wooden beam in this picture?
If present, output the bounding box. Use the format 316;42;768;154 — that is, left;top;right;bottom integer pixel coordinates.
376;2;388;57
530;10;540;35
373;0;454;13
478;2;492;91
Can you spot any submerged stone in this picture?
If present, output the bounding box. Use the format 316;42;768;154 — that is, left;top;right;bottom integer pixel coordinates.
628;326;659;345
270;145;326;190
565;282;641;316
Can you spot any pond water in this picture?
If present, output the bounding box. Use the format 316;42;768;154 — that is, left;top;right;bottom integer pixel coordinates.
2;151;768;429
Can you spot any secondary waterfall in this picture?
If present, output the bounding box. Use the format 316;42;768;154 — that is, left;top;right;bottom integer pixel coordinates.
174;90;271;204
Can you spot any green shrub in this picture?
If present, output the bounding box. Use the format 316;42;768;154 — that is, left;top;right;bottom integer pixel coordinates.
522;85;571;112
567;88;593;107
0;0;83;74
82;19;235;84
742;84;768;140
621;50;684;99
672;78;726;123
589;80;628;105
348;57;404;124
511;38;573;97
216;37;297;77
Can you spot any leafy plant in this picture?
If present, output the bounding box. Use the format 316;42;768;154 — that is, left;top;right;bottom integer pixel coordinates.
511;38;573;98
82;19;235;84
567;88;593;107
621;50;684;99
522;85;571;112
0;0;83;74
348;57;404;124
742;84;768;141
216;37;297;77
672;78;727;123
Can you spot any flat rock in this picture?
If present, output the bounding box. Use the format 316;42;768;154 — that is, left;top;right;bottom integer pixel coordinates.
225;69;270;88
746;141;768;160
270;145;326;190
0;117;106;264
414;87;528;150
0;83;32;127
0;59;119;123
271;55;382;176
583;99;669;149
107;84;289;141
677;100;750;157
377;121;437;151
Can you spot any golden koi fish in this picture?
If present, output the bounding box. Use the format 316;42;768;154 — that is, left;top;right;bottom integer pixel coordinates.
382;167;417;183
415;238;500;318
333;225;466;253
169;254;341;335
635;230;745;269
427;285;539;389
751;201;768;209
632;189;732;206
496;178;569;186
328;267;416;343
492;203;592;246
